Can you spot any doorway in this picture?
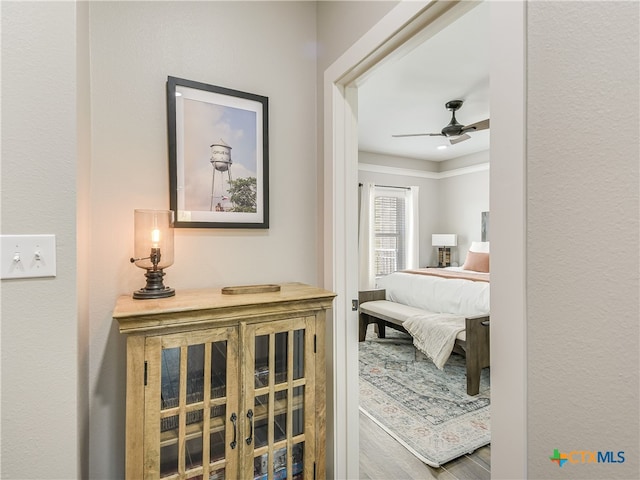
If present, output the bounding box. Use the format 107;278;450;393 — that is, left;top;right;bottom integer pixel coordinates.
323;1;526;479
356;3;491;476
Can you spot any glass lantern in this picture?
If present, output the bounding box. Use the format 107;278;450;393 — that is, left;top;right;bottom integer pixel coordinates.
130;209;175;299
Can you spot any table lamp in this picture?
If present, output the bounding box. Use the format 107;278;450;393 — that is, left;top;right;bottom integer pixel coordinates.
130;209;175;299
432;234;457;267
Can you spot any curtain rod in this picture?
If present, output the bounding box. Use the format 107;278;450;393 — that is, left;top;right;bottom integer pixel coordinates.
358;182;410;190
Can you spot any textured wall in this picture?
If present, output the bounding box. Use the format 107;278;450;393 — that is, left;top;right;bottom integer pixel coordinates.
87;2;319;477
0;2;401;476
3;2;637;477
527;2;639;478
1;2;80;478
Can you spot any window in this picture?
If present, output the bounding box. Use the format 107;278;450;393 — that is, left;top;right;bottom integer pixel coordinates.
359;183;418;289
374;189;407;277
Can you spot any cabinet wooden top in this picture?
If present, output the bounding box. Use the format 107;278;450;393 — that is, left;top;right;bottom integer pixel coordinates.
113;283;336;333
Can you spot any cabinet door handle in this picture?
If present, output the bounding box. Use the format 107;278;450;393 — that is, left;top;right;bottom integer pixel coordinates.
245;409;254;445
230;413;238;449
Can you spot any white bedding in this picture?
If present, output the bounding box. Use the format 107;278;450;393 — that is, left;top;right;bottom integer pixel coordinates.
374;270;489;369
376;270;490;317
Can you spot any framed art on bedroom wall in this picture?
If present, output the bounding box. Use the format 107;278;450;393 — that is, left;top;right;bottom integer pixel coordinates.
481;211;489;242
167;76;269;229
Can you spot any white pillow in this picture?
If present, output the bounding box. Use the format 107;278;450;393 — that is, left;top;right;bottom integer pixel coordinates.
469;241;490;253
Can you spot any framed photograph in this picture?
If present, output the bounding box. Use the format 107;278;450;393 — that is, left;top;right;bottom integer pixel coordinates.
167;76;269;228
481;211;490;241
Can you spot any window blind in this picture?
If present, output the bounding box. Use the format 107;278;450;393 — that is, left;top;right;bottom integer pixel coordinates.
374;190;406;277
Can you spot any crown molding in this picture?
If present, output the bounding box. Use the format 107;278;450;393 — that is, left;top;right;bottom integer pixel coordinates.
358;161;489;179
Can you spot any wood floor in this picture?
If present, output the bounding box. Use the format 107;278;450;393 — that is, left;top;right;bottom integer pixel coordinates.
359;412;491;480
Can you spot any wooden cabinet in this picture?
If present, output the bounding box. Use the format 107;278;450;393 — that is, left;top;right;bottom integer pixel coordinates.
113;283;335;480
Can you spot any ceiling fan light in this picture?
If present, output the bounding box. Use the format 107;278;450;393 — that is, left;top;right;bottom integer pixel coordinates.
390;100;489;143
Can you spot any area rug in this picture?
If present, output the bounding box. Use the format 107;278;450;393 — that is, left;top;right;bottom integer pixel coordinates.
359;329;490;467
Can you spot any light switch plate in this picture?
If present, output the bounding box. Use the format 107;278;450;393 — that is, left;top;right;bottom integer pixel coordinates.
1;234;57;279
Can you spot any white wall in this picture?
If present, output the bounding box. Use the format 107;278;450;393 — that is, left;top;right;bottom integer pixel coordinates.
0;1;401;477
334;2;639;479
358;155;440;268
87;2;318;477
2;2;638;478
76;1;92;476
439;167;489;266
315;3;399;475
359;150;489;267
526;2;639;478
315;1;400;285
1;2;80;478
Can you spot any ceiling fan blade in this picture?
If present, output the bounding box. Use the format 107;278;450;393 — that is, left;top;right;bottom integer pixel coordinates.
449;133;471;145
392;133;443;138
461;118;490;133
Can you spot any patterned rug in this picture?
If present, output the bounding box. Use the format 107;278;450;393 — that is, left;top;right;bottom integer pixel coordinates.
359;329;490;467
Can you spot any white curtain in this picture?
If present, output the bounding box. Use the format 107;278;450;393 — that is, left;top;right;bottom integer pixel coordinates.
406;186;420;270
358;183;419;289
358;182;376;290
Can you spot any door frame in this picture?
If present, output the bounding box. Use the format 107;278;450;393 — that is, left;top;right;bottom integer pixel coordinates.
323;1;527;479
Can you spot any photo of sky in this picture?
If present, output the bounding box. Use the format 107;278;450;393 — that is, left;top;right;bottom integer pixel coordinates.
182;97;258;212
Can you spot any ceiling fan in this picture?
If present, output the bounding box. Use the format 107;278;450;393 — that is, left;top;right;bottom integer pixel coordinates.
392;99;490;145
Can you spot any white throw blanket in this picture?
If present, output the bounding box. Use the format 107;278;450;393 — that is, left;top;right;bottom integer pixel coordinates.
403;313;465;370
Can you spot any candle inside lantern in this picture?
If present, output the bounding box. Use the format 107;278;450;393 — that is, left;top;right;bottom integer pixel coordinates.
132;209;174;270
151;228;161;248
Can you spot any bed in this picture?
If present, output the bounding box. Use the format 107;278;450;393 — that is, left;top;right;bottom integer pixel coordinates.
358;243;490;396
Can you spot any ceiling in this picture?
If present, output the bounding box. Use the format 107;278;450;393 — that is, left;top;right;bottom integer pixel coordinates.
357;2;490;162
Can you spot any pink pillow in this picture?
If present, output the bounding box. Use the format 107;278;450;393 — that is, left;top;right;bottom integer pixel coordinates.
462;251;490;273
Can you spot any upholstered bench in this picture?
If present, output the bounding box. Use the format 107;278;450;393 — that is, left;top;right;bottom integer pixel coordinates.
359;289;490;396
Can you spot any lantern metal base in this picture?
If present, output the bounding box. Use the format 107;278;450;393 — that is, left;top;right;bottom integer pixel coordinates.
133;269;175;299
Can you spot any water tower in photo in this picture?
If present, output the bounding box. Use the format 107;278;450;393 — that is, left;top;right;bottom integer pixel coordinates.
209;139;233;211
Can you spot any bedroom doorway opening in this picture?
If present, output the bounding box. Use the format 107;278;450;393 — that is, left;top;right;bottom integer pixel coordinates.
356;2;491;477
323;1;526;479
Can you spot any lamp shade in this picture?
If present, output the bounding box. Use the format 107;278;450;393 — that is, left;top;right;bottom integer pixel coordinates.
133;209;174;269
431;234;457;247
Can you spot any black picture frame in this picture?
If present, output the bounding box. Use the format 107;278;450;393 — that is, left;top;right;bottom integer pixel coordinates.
167;76;269;228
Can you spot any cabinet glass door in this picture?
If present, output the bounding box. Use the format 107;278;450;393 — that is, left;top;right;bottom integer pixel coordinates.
243;317;315;480
145;327;239;480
